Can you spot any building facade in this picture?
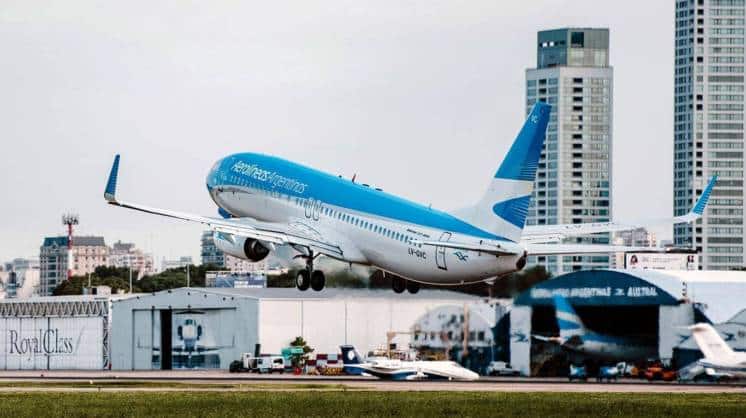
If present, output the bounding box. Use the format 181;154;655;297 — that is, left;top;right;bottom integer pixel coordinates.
109;241;154;276
200;231;268;272
200;231;225;267
673;0;746;270
161;256;193;271
39;236;108;296
525;28;614;274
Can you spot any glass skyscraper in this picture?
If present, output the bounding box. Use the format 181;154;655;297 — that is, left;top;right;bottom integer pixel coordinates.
674;0;745;270
525;28;613;274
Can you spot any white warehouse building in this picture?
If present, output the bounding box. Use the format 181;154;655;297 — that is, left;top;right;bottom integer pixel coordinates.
110;288;489;371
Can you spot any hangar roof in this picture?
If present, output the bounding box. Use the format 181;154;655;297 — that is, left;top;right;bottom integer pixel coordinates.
514;269;746;323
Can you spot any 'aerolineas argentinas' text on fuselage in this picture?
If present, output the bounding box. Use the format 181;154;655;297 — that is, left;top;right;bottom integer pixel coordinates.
231;161;308;194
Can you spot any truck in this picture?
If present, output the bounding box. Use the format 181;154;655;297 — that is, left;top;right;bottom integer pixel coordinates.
229;353;287;373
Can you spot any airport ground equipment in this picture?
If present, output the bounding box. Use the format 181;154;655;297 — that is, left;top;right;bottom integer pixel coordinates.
568;364;588;382
596;366;620;382
486;361;520;377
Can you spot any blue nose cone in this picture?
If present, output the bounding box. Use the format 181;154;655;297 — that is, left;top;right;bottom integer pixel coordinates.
206;158;224;192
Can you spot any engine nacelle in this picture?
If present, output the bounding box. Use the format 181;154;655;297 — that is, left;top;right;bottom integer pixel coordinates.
213;233;270;262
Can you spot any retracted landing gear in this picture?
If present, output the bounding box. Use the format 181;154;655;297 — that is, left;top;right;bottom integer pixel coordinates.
294;249;325;292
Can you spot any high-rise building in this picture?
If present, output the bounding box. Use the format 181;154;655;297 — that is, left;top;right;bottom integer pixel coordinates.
200;231;226;267
39;236;108;296
673;0;745;270
525;28;614;274
611;227;658;268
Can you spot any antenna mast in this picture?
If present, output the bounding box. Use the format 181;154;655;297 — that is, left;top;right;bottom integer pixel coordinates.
62;213;79;280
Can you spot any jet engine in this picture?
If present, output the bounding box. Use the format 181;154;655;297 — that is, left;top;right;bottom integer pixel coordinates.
213;233;270;262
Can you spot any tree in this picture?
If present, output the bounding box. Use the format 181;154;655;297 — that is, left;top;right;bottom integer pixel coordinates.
288;336;314;369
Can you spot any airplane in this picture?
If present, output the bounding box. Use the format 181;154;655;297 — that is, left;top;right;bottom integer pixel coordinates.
534;295;657;361
680;323;746;380
340;345;479;380
103;101;716;293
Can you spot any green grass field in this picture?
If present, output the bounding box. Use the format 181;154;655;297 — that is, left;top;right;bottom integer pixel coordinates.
0;392;744;417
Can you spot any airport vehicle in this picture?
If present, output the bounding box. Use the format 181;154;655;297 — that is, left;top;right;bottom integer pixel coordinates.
231;353;287;373
682;323;746;380
340;345;479;381
103;102;715;293
568;364;588;382
486;361;520;376
536;295;658;361
643;363;677;382
596;365;620;382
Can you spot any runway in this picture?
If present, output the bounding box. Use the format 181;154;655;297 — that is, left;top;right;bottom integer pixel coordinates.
0;371;743;393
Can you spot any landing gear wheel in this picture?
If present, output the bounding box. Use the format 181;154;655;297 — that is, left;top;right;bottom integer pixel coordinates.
406;281;420;294
310;270;326;292
296;270;310;291
392;277;406;294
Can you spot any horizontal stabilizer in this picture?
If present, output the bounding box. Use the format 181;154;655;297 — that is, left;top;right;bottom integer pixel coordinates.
522;176;718;242
526;243;665;256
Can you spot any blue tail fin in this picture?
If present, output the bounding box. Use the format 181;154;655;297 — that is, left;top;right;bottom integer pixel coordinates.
104;154;120;202
494;102;552;182
340;345;363;365
454;103;551;241
553;295;586;340
340;345;365;376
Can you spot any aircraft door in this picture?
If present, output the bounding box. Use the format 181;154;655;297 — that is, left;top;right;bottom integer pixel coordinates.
435;232;452;270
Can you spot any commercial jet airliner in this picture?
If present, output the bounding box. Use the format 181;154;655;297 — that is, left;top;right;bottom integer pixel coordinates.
104;102;715;293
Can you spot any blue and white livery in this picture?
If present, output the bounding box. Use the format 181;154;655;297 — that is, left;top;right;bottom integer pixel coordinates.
536;295;657;361
340;345;478;381
103;102;713;293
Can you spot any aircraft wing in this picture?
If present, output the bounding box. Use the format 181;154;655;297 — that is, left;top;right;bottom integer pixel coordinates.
103;155;344;258
521;176;717;243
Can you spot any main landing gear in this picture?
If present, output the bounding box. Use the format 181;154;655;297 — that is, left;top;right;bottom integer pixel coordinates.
391;276;420;294
295;250;325;292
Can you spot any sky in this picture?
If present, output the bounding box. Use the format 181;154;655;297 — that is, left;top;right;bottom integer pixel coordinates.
0;0;675;264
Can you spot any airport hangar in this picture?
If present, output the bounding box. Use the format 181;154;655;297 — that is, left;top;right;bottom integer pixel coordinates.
0;288;492;371
509;269;746;376
110;288;499;371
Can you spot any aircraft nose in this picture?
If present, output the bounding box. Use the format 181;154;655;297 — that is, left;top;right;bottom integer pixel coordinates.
206;158;223;191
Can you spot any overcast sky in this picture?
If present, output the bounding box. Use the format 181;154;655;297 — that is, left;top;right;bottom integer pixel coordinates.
0;1;675;263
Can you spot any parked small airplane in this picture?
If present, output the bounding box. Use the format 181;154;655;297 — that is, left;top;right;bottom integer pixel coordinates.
104;101;715;293
680;323;746;380
340;345;479;380
535;295;657;361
